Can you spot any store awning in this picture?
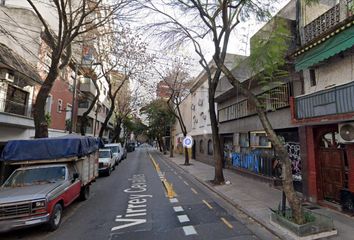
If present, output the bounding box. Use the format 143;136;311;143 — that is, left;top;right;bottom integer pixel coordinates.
295;26;354;72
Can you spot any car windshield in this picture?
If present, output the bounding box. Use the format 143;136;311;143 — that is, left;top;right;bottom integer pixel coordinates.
107;146;118;154
2;166;66;187
99;151;111;158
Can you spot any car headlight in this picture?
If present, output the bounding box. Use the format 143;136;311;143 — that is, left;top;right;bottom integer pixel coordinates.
32;200;46;209
103;162;110;167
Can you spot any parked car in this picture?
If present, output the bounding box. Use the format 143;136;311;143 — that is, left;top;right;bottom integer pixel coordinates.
98;149;115;176
127;143;135;152
0;135;99;232
104;143;123;165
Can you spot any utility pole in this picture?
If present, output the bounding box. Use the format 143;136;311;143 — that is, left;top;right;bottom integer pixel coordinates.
69;63;79;133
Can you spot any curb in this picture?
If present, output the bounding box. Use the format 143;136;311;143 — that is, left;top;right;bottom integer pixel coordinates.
157;153;287;240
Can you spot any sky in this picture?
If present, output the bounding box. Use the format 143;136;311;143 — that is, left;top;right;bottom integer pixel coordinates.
140;0;292;76
132;0;292;103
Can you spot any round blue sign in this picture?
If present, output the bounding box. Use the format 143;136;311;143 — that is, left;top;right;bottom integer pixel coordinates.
182;136;193;148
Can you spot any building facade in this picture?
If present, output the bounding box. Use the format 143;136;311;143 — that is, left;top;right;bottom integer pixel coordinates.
293;0;354;210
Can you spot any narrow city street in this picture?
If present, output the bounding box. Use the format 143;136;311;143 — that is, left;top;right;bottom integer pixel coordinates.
0;147;277;240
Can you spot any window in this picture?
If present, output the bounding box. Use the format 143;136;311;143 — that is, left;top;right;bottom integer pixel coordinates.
309;69;316;87
57;99;63;113
65;104;72;120
207;140;213;155
199;140;204;154
45;95;52;115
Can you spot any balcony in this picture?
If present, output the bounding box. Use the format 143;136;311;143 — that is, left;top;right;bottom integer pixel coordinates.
0;98;34;128
218;84;290;123
303;1;353;44
80;77;97;96
294;81;354;120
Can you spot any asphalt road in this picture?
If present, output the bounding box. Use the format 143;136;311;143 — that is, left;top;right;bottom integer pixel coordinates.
0;147;276;240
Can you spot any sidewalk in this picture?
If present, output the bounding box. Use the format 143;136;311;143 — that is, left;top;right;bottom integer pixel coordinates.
159;151;354;240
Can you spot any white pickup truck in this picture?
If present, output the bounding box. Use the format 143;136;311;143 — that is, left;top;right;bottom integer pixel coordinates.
0;135;100;232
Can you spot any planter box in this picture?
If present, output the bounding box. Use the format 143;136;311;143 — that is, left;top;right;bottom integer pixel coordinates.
270;210;337;239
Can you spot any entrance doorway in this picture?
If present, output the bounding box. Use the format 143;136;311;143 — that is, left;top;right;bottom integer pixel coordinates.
192;140;196;159
317;129;347;203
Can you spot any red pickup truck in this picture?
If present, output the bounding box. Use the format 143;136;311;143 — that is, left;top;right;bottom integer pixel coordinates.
0;135;99;232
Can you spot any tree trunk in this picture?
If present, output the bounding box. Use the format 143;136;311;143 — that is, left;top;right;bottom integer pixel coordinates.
170;137;174;157
34;59;60;138
99;100;115;139
111;118;122;142
218;62;304;224
184;147;190;165
209;91;225;184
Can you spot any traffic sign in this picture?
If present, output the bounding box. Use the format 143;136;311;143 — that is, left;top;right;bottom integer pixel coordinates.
182;136;193;148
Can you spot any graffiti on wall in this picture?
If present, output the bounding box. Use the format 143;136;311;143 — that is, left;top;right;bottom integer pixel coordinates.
284;142;302;181
230;142;302;180
231;149;274;177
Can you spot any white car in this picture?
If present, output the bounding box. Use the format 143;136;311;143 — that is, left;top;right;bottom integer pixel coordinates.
104;143;123;165
98;149;115;176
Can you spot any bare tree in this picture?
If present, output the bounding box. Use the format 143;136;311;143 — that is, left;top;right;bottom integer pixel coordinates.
97;27;152;139
155;60;192;164
135;0;305;224
111;88;140;142
27;0;129;138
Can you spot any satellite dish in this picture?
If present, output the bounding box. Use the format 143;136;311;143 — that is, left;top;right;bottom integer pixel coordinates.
339;124;354;141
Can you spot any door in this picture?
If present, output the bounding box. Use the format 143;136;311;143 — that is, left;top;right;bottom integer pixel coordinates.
318;131;345;203
192;140;196;159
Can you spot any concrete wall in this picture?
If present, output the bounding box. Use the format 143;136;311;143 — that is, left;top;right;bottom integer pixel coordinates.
0;5;42;66
193;134;214;165
218;108;294;134
303;54;354;95
0;125;34;141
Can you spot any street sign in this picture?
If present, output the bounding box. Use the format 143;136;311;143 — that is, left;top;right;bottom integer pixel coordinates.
182;136;193;148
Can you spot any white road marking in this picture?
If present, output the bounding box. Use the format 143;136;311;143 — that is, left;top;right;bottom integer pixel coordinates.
177;215;190;223
183;226;197;235
183;181;189;186
170;198;179;203
173;206;184;212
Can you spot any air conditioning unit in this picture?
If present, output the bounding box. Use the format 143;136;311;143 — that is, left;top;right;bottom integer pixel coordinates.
191;104;195;111
4;71;14;82
338;122;354;143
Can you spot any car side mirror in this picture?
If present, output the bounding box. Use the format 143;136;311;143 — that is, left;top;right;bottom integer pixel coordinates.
73;173;79;181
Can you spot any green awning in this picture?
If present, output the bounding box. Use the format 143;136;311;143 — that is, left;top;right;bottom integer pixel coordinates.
295;25;354;72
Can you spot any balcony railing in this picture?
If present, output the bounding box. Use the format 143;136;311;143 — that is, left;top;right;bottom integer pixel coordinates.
218;84;290;123
303;0;354;44
303;4;341;44
294;81;354;120
80;77;97;96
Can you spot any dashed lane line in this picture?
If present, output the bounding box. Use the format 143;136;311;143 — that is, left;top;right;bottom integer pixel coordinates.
202;200;213;209
221;217;234;229
178;175;183;180
177;215;190;223
183;181;189;186
173;206;184;212
191;188;198;195
170;198;179;203
183;226;197;236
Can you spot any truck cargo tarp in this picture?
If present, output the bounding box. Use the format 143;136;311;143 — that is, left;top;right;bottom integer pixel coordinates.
1;135;101;161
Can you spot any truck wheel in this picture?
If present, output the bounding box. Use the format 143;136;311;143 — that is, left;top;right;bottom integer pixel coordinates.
106;167;111;176
47;203;63;231
80;185;90;201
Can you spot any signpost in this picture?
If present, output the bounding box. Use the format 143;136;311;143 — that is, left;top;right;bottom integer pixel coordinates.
182;136;193;148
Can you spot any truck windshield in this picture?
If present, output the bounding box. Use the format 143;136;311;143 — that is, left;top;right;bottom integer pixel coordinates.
3;166;66;187
99;151;111;158
107;146;118;154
